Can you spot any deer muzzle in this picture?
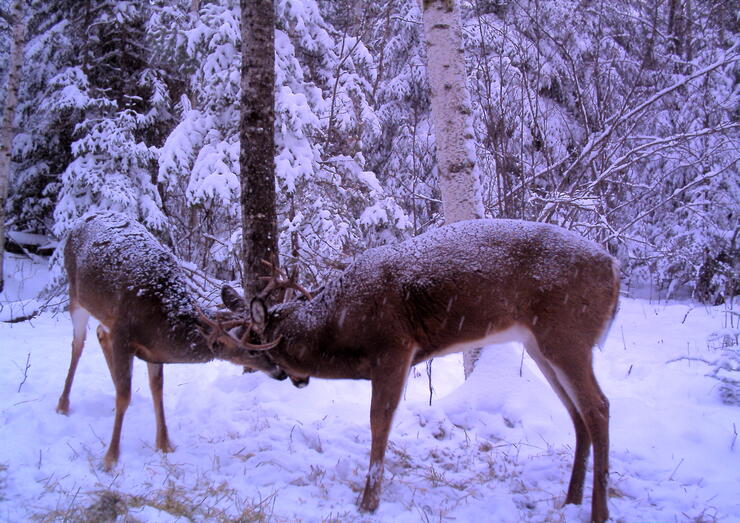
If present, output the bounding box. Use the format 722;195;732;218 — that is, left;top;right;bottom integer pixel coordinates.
289;376;310;388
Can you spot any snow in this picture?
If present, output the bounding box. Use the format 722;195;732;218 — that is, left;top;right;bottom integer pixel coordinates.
1;254;738;521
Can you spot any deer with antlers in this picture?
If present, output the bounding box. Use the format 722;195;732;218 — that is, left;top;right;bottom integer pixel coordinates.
222;218;619;523
57;211;288;470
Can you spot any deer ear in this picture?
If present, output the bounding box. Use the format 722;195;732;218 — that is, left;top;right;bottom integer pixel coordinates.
250;297;267;330
222;285;246;312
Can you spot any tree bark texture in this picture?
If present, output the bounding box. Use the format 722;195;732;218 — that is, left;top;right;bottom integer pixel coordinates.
421;0;486;377
0;0;26;293
240;0;278;298
421;0;485;224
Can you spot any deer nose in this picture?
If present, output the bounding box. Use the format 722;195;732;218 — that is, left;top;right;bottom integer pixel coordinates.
290;376;310;388
270;368;288;381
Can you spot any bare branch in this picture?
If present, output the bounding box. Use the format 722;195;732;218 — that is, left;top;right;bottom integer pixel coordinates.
16;353;31;392
610;162;737;240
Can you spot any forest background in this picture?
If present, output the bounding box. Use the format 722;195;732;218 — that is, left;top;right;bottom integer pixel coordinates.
0;0;737;303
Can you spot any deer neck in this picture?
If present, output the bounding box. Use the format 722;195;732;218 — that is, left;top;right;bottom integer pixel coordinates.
135;306;214;364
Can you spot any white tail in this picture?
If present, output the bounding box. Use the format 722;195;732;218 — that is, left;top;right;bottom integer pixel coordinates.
224;218;619;523
57;212;288;470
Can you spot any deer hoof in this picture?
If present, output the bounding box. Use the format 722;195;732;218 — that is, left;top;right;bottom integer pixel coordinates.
158;441;175;454
290;376;310;388
358;490;379;513
102;453;118;472
55;399;70;415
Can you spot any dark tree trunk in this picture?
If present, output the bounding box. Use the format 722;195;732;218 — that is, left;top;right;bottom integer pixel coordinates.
240;0;277;297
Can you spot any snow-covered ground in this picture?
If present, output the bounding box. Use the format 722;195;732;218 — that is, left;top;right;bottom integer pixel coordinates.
0;253;738;522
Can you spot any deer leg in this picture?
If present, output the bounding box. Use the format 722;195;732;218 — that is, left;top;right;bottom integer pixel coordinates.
56;305;90;415
96;324;115;381
103;330;134;472
550;357;610;523
147;362;174;454
525;340;591;505
359;352;412;513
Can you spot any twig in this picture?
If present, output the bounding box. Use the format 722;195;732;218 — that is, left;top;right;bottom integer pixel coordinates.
4;310;39;323
88;424;105;447
66;486;81;517
668;458;684;480
107;473;120;490
426;360;434;406
665;356;710;365
413;192;443;204
66;442;79;459
17;352;30;392
519;345;525;377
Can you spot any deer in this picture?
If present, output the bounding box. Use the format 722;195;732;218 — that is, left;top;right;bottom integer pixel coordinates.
57;211;289;471
221;218;620;523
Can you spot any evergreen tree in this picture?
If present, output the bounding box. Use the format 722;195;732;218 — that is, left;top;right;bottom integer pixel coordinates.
53;1;175;237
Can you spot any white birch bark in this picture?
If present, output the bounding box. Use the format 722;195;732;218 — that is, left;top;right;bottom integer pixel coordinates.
421;0;485;223
0;0;26;293
420;0;488;377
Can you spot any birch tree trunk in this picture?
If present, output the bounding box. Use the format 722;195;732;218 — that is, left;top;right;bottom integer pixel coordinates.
240;0;278;298
0;0;25;293
421;0;485;223
420;0;489;377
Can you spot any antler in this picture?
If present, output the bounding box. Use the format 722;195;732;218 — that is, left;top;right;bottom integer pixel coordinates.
258;258;313;302
238;332;284;351
196;306;281;351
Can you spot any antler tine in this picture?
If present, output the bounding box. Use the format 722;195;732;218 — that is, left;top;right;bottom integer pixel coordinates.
220;319;246;330
256;258;313;302
257;257;290;300
241;334;284;351
234;318;284;351
195;305;224;349
284;270;313;302
197;304;280;353
240;322;255;344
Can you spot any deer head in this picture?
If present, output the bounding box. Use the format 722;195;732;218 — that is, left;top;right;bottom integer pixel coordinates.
221;276;311;388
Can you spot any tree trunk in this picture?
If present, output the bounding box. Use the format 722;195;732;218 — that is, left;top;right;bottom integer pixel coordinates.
0;0;26;293
420;0;488;377
421;0;485;224
240;0;278;298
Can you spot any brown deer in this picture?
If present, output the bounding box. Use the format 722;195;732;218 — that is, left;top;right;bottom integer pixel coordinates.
223;218;619;523
57;211;288;471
